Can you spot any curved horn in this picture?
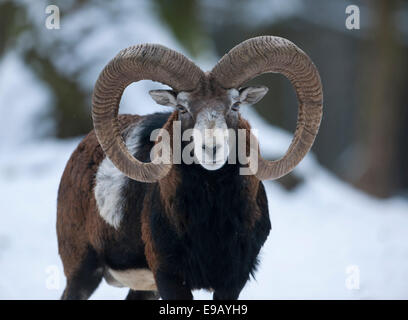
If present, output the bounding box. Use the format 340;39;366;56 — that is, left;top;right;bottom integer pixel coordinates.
92;44;204;182
211;36;323;180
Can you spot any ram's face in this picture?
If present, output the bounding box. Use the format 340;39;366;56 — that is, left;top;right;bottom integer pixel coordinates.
149;86;268;170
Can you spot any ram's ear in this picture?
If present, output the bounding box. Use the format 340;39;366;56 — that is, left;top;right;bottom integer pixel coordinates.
238;86;269;105
149;90;178;107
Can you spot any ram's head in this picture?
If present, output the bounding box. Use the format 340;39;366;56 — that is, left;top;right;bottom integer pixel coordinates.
92;36;323;182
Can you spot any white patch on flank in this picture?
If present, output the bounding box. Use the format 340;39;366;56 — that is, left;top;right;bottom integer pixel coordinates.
107;268;157;291
94;123;143;229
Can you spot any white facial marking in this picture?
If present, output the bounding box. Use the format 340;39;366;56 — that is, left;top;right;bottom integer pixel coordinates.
193;109;230;170
94;123;142;229
106;268;157;291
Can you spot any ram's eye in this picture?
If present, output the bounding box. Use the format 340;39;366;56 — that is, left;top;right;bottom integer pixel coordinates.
177;105;188;114
231;102;240;111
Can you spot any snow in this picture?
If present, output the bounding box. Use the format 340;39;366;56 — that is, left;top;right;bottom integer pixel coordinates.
0;52;51;149
1;0;408;300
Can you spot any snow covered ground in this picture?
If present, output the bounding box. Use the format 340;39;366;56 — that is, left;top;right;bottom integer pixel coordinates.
1;0;408;300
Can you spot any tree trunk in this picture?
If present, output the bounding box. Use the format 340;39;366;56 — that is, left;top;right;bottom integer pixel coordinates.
354;0;405;197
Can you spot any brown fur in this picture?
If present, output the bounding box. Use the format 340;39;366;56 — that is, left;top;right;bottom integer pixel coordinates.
141;192;159;273
237;115;261;228
57;115;141;277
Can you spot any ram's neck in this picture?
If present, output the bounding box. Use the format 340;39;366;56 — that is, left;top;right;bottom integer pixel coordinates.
158;164;261;234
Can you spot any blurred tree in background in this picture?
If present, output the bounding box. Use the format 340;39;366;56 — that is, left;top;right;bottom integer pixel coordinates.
0;0;407;198
0;0;92;138
152;0;206;57
354;0;407;197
